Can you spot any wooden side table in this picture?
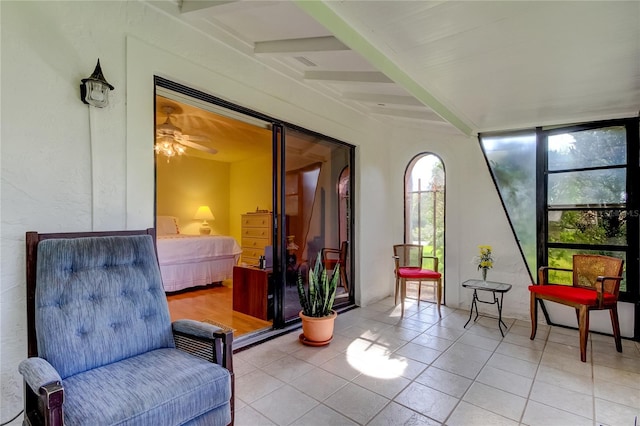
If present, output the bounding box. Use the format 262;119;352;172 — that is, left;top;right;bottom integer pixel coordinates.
233;265;273;320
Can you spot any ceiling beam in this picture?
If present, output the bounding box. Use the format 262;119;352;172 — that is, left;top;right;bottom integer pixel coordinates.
180;0;236;15
342;92;424;106
368;106;445;122
293;0;473;136
255;36;349;56
304;71;393;83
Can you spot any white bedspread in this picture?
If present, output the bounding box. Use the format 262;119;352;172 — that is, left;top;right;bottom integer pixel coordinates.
157;235;242;292
157;235;242;266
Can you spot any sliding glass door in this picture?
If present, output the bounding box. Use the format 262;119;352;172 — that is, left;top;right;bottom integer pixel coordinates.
279;127;354;323
155;77;355;335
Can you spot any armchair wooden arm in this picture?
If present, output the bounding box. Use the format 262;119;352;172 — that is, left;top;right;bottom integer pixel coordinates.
421;255;439;272
536;266;572;285
592;275;623;308
23;381;64;426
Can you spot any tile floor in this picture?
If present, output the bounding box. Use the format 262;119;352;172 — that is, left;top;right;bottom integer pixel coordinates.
233;297;640;425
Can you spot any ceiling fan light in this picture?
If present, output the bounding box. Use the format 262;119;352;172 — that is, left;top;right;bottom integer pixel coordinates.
154;139;187;162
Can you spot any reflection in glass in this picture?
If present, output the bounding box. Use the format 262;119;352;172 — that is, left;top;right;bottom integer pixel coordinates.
548;210;627;246
548;126;626;171
548;169;626;206
282;128;352;321
480;133;537;278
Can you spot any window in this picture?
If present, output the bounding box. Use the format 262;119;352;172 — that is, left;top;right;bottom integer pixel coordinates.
405;154;445;277
545;125;629;292
480;118;638;306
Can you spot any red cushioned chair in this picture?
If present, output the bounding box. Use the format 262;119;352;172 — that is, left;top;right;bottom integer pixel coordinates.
529;254;624;362
393;244;442;317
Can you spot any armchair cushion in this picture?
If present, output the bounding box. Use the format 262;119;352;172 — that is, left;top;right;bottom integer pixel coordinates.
528;284;616;306
35;236;175;379
62;348;231;426
397;267;441;279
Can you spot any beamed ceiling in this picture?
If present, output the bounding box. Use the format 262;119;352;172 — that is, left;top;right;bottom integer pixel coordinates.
150;0;639;136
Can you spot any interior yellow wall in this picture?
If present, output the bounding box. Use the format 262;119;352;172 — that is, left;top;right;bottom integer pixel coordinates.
156;156;230;235
229;152;273;241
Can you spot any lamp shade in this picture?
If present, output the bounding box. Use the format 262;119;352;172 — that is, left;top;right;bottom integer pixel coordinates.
193;206;215;221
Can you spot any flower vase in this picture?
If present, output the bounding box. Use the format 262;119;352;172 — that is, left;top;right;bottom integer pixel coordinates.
481;268;488;281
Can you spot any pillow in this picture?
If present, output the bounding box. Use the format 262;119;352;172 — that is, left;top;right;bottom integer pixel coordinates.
156;216;180;235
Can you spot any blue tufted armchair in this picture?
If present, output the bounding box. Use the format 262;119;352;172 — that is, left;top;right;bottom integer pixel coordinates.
19;230;234;426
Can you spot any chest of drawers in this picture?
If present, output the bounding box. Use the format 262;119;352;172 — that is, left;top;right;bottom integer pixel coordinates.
240;213;272;266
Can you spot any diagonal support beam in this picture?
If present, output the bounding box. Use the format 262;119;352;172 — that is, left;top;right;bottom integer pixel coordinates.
293;0;472;135
255;36;349;56
368;106;446;122
304;71;393;83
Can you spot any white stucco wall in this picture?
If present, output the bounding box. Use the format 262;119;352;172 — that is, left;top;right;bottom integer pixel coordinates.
1;1;396;418
4;1;629;422
387;125;533;316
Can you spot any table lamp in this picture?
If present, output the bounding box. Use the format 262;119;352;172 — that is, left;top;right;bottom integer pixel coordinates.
193;206;215;235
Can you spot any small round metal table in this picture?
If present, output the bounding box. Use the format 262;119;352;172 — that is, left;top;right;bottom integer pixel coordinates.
462;279;512;336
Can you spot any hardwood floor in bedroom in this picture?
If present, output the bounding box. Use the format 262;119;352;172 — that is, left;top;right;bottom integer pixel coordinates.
166;282;272;337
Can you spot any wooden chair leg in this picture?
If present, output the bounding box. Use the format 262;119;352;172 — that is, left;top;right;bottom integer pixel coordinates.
400;278;406;317
340;268;349;293
436;278;442;317
610;307;623;353
417;280;422;306
529;293;538;340
394;276;400;305
578;305;589;362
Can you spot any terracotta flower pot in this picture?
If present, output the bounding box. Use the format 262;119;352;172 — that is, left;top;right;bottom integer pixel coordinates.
299;310;337;345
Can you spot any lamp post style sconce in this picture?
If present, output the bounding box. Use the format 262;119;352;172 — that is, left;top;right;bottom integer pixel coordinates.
80;59;114;108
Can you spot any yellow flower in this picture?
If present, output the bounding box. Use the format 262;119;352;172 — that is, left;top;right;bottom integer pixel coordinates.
477;245;494;270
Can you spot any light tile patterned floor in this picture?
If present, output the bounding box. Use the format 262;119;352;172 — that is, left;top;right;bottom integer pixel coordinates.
234;297;640;426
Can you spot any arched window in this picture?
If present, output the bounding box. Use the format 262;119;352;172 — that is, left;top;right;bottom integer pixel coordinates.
405;154;445;277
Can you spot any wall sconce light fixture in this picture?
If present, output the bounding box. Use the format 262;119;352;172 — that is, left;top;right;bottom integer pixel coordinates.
80;59;114;108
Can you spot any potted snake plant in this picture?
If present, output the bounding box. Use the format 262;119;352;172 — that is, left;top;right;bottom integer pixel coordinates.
297;253;340;345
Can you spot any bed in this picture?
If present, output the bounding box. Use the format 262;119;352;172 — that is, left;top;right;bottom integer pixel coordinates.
156;216;242;293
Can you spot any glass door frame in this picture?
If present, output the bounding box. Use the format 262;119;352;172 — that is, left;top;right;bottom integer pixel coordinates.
154;76;356;332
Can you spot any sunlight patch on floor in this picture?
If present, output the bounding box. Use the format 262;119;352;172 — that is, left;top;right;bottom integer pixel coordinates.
345;336;408;379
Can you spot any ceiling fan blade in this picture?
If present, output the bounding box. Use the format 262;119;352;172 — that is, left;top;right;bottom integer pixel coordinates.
183;134;209;142
179;139;218;155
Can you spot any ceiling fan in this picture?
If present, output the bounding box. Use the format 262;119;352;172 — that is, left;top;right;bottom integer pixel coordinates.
154;105;218;161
